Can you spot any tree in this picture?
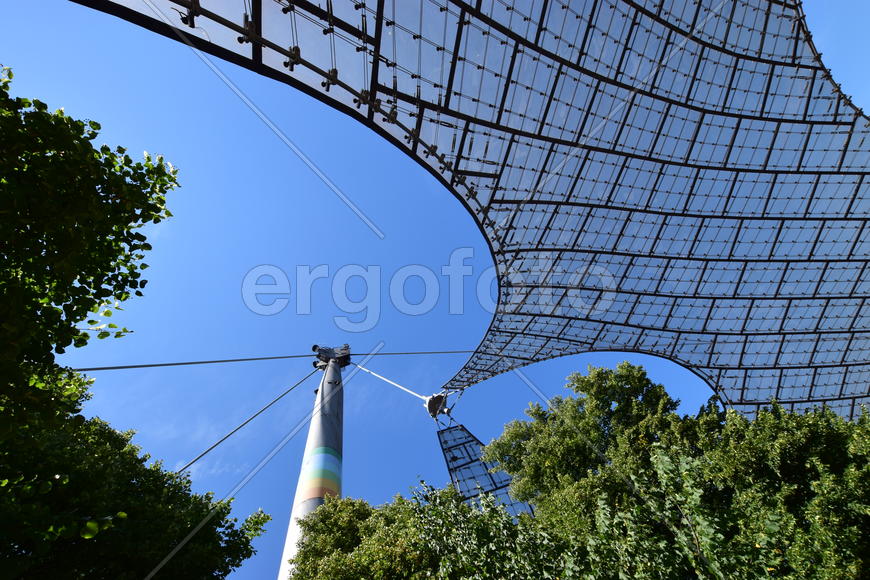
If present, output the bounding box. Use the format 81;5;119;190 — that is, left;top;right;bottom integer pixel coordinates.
0;367;270;578
0;65;175;376
0;68;269;577
0;371;269;577
290;487;561;579
289;363;869;579
0;61;175;434
484;363;868;578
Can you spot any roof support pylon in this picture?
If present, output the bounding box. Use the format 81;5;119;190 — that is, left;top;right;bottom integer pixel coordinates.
277;344;350;579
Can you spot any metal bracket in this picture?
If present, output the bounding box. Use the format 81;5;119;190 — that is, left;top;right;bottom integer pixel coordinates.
321;68;339;92
312;343;351;368
283;45;302;70
424;392;450;418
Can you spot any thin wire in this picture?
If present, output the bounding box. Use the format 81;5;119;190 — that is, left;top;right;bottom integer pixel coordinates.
74;354;313;372
352;362;429;401
365;349;474;357
175;368;318;474
147;372;328;580
73;350;474;372
136;0;385;239
144;344;384;578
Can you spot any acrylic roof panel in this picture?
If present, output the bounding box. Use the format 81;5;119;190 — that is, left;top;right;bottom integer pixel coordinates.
75;0;870;418
437;423;532;516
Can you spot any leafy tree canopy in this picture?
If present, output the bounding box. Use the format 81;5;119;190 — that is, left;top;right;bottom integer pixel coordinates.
0;368;269;578
0;65;175;375
0;68;269;577
291;487;560;580
290;363;869;579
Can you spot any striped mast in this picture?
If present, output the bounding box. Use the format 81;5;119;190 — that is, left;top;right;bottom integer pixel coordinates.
277;344;349;579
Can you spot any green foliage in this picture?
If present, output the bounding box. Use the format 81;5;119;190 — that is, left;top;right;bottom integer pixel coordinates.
484;363;682;503
0;377;270;577
290;487;562;580
485;363;869;579
0;68;269;577
0;375;271;577
0;65;177;375
291;363;868;579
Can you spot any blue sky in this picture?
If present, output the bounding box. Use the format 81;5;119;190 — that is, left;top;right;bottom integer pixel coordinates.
3;2;868;577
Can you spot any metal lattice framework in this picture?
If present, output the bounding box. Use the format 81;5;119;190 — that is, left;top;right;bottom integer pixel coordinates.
75;0;870;418
437;422;532;516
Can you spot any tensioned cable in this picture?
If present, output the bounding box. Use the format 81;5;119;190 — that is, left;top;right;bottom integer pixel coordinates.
148;371;328;579
352;362;429;401
363;350;473;357
75;353;314;371
175;368;318;474
145;346;383;578
72;350;474;372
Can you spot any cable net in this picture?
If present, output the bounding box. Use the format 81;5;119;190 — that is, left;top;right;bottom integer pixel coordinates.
76;0;870;418
437;422;532;517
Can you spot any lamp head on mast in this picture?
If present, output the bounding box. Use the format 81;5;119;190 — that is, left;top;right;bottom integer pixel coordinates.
311;344;351;369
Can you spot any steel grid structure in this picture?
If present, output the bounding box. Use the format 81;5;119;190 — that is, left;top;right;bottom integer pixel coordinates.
437;422;532;517
74;0;870;418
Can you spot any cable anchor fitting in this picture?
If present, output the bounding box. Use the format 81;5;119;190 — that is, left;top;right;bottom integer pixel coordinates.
424;392;450;419
283;46;302;70
177;0;200;27
354;90;380;110
321;68;339;92
237;12;255;44
382;105;398;124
